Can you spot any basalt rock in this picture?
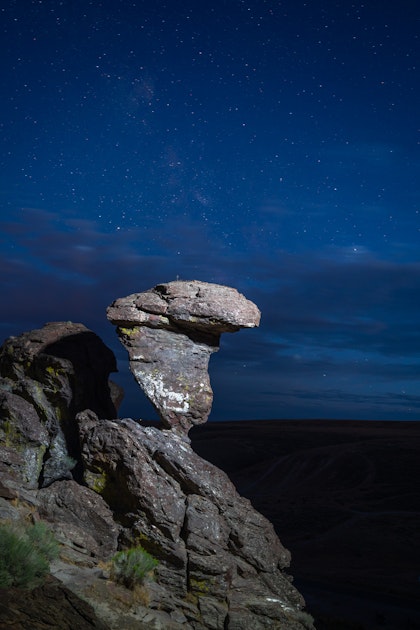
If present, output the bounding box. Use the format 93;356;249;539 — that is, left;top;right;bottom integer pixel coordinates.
0;304;313;628
0;575;110;629
107;280;261;434
77;409;310;629
38;480;120;564
0;321;118;487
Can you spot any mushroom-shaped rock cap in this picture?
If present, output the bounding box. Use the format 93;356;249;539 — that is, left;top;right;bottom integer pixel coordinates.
107;281;261;434
107;280;261;333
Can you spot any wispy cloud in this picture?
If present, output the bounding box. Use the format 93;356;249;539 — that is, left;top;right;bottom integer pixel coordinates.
1;206;419;420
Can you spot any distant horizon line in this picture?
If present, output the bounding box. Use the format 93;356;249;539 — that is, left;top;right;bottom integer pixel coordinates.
124;417;420;425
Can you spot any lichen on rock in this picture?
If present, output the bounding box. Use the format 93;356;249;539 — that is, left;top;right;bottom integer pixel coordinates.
0;321;119;487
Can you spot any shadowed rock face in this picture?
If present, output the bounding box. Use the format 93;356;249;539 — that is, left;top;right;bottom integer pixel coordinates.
77;409;308;629
0;322;118;487
107;280;261;434
0;576;110;630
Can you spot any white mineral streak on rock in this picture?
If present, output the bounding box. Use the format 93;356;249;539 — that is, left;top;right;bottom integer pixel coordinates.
140;372;190;414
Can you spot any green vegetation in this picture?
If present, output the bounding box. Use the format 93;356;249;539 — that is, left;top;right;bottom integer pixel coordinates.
0;521;59;589
110;546;158;589
118;326;139;336
84;467;108;493
189;577;210;594
26;521;60;562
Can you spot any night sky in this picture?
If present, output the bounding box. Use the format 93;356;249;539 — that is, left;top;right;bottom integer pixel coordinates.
1;1;419;422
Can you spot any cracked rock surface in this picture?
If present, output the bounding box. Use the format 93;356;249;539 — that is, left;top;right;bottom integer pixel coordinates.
0;321;118;487
76;409;309;629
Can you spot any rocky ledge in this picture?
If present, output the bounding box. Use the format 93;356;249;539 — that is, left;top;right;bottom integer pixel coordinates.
0;281;314;629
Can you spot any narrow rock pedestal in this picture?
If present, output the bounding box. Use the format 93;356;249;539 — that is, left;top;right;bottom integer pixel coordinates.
107;280;261;435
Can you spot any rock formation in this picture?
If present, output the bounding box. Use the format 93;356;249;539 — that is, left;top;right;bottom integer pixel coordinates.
107;280;261;434
0;576;110;629
0;283;314;629
0;321;119;487
77;409;309;628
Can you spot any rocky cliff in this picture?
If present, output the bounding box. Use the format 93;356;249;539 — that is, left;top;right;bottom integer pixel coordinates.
0;281;314;629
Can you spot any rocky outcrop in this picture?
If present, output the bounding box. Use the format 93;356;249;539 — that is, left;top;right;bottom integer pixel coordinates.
76;409;309;628
107;280;261;434
0;575;110;629
38;480;120;564
0;321;118;487
0;283;314;629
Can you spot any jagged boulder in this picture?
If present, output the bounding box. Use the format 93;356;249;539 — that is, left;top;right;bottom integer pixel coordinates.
0;390;49;488
0;322;118;487
0;575;110;629
77;409;310;629
38;480;120;564
107;280;261;434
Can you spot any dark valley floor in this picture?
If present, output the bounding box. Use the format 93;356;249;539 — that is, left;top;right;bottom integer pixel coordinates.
191;419;420;630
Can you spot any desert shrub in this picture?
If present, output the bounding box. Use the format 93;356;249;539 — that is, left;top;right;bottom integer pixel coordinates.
26;521;60;561
0;521;59;589
110;546;158;589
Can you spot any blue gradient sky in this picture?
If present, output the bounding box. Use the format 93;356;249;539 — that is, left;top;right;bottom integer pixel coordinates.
1;1;419;421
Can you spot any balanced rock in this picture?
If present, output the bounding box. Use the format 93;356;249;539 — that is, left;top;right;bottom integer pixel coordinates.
107;280;260;434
